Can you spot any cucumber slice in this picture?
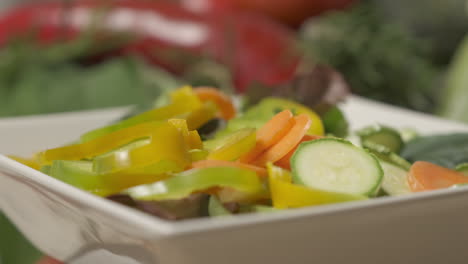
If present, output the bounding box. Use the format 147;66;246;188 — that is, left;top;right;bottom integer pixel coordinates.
379;160;412;196
399;128;420;143
365;144;412;171
291;138;383;196
358;125;404;154
455;163;468;176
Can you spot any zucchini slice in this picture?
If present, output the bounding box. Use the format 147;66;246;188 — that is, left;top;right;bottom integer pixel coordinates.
292;138;383;196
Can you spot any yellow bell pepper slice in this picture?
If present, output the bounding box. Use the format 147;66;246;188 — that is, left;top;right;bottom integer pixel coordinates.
184;102;218;130
8;155;41;170
39;121;164;164
207;128;256;161
267;163;366;209
262;98;324;136
168;119;203;150
80;86;202;142
93;123;190;174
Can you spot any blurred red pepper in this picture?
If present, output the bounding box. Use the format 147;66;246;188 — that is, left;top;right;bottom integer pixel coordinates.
181;0;356;27
0;0;300;92
36;256;62;264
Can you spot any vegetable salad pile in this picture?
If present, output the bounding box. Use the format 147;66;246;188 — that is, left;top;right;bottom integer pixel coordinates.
11;86;468;220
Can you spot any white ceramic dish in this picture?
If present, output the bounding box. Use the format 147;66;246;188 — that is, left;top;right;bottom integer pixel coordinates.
2;96;468;264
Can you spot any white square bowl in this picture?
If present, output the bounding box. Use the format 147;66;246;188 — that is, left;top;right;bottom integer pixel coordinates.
2;96;468;264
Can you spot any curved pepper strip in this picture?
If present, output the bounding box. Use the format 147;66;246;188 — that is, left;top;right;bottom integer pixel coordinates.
125;167;264;201
183;101;218;130
80;86;202;142
206;128;256;161
8;155;41;170
267;163;367;209
47;160;170;196
93;123;190;174
39;121;166;164
168;119;203;149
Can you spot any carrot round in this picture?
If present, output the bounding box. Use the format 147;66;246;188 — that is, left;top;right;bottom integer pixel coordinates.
275;134;323;170
252;114;312;166
190;160;267;177
239;109;294;163
194;87;236;120
407;161;468;192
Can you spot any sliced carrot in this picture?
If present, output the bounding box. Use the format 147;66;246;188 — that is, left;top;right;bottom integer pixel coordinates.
252;114;311;167
275;134;323;170
407;161;468;192
190;160;267;177
194;87;236;120
239;109;294;163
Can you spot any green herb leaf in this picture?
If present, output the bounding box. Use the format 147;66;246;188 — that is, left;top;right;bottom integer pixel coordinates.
401;133;468;168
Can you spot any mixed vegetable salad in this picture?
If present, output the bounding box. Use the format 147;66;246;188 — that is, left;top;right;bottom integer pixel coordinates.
10;86;468;220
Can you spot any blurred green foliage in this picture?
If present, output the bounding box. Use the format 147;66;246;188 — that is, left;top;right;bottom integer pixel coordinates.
0;213;41;264
300;2;440;113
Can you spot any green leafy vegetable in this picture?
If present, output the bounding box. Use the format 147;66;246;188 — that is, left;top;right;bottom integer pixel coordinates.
401;133;468;168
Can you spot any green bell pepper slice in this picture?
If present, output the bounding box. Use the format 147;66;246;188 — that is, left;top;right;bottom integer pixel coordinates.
125;167;264;201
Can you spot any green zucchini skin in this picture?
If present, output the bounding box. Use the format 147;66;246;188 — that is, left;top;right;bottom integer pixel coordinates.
291;138;383;197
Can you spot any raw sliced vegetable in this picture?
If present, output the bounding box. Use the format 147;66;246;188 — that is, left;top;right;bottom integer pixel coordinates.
168;119;203;149
268;163;366;209
250;205;279;213
183;102;219;131
253;114;312;166
191;160;267;177
321;106;348;137
239;109;294;163
256;98;324;136
48;160;110;196
207;128;256;161
92;123;190;174
189;149;209;162
208;196;233;217
399;128;420;143
379;160;411;196
194;87;236;120
219;97;324;138
48;160;170;196
40;121;165;163
125;167;264;201
365;146;411;170
455;163;468;176
358;125;404;154
407;161;468;192
7;155;40;170
80;87;202;142
292;138;383;196
401;133;468;169
275;134;323;170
